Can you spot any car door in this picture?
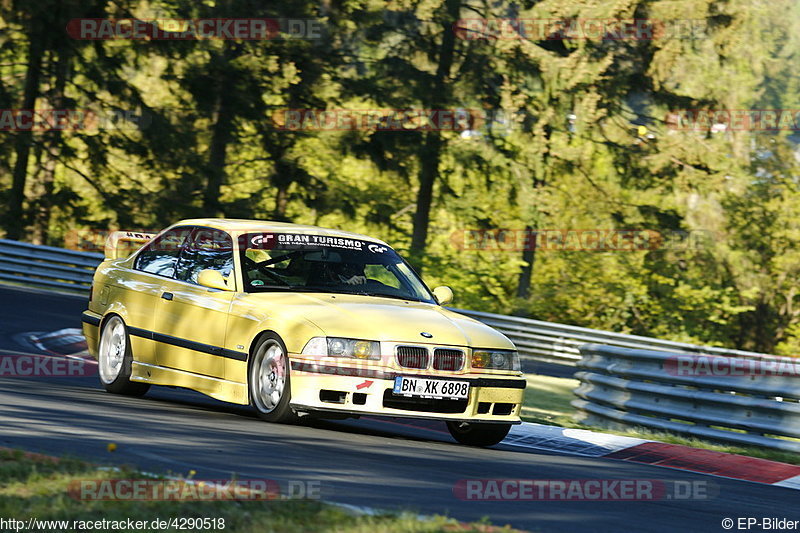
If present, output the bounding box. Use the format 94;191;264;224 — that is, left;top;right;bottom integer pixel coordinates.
125;226;194;366
153;227;236;379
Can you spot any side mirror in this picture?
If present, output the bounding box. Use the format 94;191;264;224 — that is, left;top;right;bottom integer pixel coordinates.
198;269;231;291
432;286;453;306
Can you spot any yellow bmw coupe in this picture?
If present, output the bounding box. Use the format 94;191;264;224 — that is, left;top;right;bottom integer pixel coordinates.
82;219;525;446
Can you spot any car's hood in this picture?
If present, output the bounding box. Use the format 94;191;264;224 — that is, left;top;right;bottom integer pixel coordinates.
242;292;515;350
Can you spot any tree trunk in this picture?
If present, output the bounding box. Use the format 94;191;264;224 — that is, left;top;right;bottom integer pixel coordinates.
515;123;552;300
274;184;289;220
203;92;234;216
7;21;45;240
202;46;238;217
516;227;536;299
409;0;460;266
410;133;442;259
36;45;71;245
271;146;291;221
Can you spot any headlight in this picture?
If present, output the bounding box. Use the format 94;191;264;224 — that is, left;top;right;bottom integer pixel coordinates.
301;337;381;360
471;349;520;371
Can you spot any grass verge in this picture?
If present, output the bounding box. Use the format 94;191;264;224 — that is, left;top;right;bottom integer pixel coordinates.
522;374;800;466
0;449;517;533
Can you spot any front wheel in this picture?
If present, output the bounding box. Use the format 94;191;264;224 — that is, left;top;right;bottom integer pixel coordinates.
249;333;296;423
98;315;150;397
446;421;511;447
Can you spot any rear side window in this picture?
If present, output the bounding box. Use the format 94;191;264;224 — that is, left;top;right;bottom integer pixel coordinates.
175;228;234;285
134;227;193;278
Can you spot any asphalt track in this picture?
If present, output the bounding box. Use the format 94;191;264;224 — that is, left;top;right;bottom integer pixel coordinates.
0;285;798;532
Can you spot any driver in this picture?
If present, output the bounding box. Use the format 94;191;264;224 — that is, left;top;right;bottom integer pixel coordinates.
333;263;367;285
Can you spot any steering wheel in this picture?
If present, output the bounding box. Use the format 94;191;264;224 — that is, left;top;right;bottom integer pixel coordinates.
243;256;291;286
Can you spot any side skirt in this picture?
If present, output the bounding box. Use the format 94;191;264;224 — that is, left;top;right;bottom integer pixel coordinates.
131;361;249;406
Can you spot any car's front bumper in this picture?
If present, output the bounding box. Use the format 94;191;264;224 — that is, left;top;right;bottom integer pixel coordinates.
288;358;525;423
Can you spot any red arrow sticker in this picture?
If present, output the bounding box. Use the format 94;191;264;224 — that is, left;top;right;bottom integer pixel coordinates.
356;380;373;390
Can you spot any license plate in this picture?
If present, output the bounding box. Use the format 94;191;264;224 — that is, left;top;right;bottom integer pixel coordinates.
393;376;470;400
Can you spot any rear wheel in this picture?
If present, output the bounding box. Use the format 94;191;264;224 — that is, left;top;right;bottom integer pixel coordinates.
446;421;511;447
249;333;296;423
98;315;150;397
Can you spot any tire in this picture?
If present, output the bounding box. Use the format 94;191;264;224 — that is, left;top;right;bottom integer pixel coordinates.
98;315;150;397
446;421;511;447
249;333;296;423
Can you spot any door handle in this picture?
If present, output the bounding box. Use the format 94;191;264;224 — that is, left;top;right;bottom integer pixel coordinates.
161;292;174;301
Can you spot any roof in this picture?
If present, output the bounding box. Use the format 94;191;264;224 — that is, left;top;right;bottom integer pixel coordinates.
172;218;389;245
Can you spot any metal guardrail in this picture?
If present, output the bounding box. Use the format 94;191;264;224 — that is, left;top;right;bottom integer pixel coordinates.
573;344;800;453
450;308;773;365
0;239;773;365
0;239;103;292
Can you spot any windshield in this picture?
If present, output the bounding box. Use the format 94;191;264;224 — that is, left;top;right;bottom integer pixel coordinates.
238;233;435;303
